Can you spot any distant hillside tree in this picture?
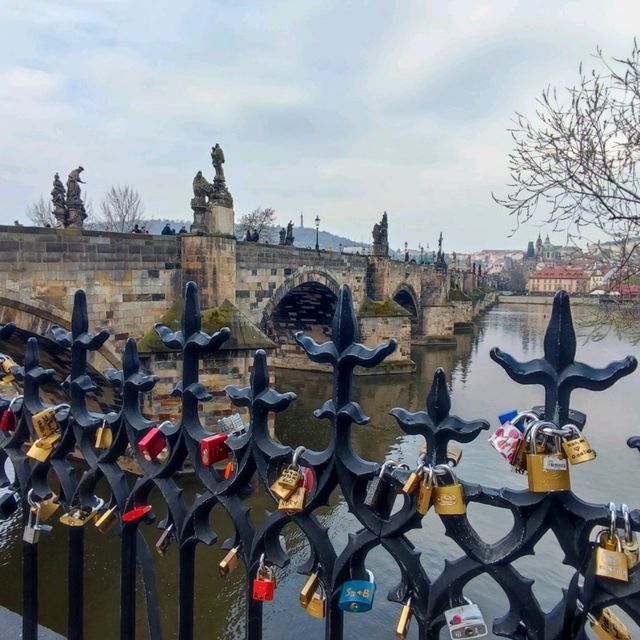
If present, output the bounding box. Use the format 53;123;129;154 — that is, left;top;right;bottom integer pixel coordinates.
26;195;55;227
239;207;276;242
99;185;144;232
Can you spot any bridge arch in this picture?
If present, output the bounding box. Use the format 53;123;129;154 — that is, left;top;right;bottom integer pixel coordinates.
0;297;120;371
260;269;341;360
392;283;420;334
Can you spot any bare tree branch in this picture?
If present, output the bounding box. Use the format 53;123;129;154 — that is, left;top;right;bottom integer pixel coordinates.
26;195;55;227
238;207;277;242
99;185;145;232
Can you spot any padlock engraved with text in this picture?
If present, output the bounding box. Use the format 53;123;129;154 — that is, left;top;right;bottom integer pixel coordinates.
252;557;276;601
338;570;376;613
591;607;632;640
433;465;465;515
444;598;488;639
560;424;596;465
270;465;301;500
595;530;629;582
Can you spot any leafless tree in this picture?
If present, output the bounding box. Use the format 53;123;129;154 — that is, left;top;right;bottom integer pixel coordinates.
495;42;640;339
99;185;144;232
238;207;277;242
26;195;55;227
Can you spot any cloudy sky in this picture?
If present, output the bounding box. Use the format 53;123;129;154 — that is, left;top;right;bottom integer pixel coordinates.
2;1;639;252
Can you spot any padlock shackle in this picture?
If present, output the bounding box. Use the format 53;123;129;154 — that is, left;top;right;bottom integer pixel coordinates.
292;445;306;469
433;463;457;485
622;504;634;543
366;569;375;584
378;460;395;479
9;394;23;412
527;420;555;454
512;411;541;431
608;502;618;540
596;528;622;551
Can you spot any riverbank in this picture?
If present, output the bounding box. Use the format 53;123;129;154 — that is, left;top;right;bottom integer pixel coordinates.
498;294;595;305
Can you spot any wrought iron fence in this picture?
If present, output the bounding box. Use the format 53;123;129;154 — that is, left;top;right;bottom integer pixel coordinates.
0;282;638;640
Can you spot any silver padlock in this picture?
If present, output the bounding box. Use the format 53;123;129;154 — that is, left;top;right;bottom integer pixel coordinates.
622;503;639;568
444;597;488;639
23;492;53;545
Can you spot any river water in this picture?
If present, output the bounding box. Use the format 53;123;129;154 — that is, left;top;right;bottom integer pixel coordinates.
0;302;638;639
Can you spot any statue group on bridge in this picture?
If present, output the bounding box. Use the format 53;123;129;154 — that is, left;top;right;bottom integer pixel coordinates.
279;220;295;246
372;211;389;257
50;166;88;228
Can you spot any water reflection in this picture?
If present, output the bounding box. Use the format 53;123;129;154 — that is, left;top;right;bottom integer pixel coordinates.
0;303;638;639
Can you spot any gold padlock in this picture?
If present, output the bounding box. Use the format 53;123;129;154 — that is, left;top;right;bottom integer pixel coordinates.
595;530;629;582
219;546;240;576
270;465;301;500
525;422;570;492
278;486;305;512
402;463;424;495
432;465;465;515
37;494;60;521
446;444;463;466
560;424;596;464
94;506;118;533
60;499;104;527
1;358;15;375
26;432;61;462
591;607;632;640
299;572;320;607
95;421;113;449
396;597;412;640
416;467;433;515
305;589;326;619
31;407;60;439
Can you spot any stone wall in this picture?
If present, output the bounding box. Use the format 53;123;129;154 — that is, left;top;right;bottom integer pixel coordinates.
421;305;455;338
357;315;414;374
0;226;182;352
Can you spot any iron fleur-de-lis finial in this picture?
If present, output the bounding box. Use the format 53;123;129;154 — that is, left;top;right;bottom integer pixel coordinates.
490;290;637;425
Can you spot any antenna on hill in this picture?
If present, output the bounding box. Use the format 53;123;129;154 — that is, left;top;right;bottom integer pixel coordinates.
300;212;303;228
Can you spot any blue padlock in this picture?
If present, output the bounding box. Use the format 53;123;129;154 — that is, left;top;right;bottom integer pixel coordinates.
498;409;518;425
338;570;376;612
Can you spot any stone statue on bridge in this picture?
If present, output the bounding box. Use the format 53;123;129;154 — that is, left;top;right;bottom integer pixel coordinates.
285;220;294;246
279;227;286;245
192;171;211;204
51;173;67;228
211;144;225;182
65;167;87;228
372;211;389;257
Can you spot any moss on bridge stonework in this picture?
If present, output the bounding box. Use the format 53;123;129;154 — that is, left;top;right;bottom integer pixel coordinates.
358;296;412;317
137;299;275;353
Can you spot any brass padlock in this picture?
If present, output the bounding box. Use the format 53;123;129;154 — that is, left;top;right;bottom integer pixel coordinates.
432;465;465;515
446;444;463;466
416;467;433;515
299;572;320;607
27;432;61;462
560;424;596;464
305;585;326;619
219;546;240;576
95;421;113;449
1;357;15;374
402;463;424;495
278;486;305;512
31;407;61;439
525;422;570;492
60;498;104;527
270;465;301;500
622;504;639;569
156;524;175;556
595;530;628;582
591;607;632;640
396;597;412;640
37;493;60;521
94;506;118;533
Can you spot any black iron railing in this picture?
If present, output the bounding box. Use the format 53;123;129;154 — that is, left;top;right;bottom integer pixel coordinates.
0;284;638;640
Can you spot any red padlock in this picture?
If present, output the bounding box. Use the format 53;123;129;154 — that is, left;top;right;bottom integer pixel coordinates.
122;505;153;523
252;563;276;601
138;427;166;462
298;466;314;494
200;433;229;466
0;409;15;433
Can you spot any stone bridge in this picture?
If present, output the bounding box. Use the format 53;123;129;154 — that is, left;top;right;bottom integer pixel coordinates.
0;225;494;422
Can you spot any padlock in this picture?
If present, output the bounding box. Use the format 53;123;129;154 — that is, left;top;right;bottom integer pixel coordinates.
224;461;235;479
59;498;104;527
1;357;16;384
304;583;326;619
0;407;15;432
525;422;570;492
402;463;424;495
270;447;306;500
560;424;596;464
26;432;61;462
433;465;465;515
122;505;153;523
299;572;320;607
200;432;229;466
219;546;240;576
444;598;488;638
278;485;306;512
416;467;434;515
364;461;397;518
95;420;113;449
595;530;628;582
338;570;376;613
252;556;276;601
446;444;463;466
94;506;118;533
396;597;412;639
31;406;63;439
155;523;175;556
298;466;315;494
622;504;639;568
138;427;167;462
23;497;52;545
36;493;59;521
591;607;632;640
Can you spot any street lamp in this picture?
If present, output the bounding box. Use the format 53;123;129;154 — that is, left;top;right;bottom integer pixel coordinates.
315;215;320;252
404;241;409;262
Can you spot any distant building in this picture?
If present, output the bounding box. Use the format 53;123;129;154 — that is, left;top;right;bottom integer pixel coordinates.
528;266;589;295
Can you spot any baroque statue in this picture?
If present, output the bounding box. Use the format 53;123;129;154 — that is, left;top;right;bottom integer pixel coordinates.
66;166;85;202
372;211;389;257
51;173;66;209
211;144;225;182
